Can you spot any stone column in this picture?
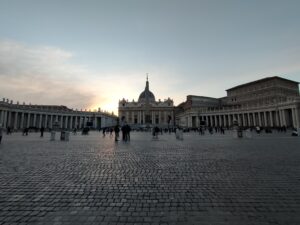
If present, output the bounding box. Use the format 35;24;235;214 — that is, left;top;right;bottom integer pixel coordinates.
258;112;262;126
13;112;18;130
26;113;30;128
20;112;24;129
33;114;37;127
125;112;129;123
253;113;257;126
0;110;2;125
3;111;7;128
281;110;286;126
275;111;279;127
95;116;98;129
227;115;230;126
74;116;78;129
45;114;48;128
295;108;299;128
247;113;250;127
278;110;283;127
7;111;12;128
79;116;82;128
70;116;73;129
49;115;53;128
38;114;42;128
209;116;212;127
263;111;267;127
243;114;247;127
270;111;273;127
152;111;155;125
60;116;63;128
64;116;68;129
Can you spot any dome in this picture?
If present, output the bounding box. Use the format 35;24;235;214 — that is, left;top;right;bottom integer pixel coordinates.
138;78;156;102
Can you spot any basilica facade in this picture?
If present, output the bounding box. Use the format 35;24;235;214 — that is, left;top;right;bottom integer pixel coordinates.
118;78;175;128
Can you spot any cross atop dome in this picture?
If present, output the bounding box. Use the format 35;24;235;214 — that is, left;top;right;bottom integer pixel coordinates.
138;75;155;103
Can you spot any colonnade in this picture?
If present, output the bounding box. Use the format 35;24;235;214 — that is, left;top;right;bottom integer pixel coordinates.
123;110;174;126
183;107;300;128
0;109;116;130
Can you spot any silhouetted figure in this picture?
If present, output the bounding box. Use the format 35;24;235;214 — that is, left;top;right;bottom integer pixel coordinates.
73;128;77;135
40;126;45;137
102;128;106;137
6;126;11;135
121;124;131;142
220;127;225;134
114;125;120;141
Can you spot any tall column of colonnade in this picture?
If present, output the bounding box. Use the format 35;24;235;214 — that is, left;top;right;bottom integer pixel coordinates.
192;107;299;128
124;110;174;126
0;109;116;130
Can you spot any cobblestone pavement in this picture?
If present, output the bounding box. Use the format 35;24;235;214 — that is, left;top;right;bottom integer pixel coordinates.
0;131;300;225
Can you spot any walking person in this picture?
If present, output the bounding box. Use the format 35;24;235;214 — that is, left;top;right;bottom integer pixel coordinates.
0;124;3;144
121;125;126;141
102;127;106;137
125;124;131;141
114;125;120;141
6;126;11;135
40;126;45;137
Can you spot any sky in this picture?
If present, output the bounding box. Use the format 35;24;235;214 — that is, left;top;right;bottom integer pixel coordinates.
0;0;300;115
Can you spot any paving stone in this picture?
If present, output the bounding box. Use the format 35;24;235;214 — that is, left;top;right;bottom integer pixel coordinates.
0;131;299;224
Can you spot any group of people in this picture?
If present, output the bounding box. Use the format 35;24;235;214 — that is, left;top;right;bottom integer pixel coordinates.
112;124;131;142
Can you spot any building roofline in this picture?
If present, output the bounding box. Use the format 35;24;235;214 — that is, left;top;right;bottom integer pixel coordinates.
187;95;219;100
226;76;299;92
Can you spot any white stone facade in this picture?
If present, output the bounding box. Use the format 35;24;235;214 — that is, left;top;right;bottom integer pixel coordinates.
0;99;117;130
176;77;300;129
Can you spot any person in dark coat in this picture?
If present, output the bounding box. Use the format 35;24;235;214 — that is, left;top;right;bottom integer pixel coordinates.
40;126;45;137
114;125;120;141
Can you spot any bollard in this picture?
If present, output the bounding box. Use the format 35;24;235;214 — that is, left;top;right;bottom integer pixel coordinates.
245;129;252;138
50;131;56;141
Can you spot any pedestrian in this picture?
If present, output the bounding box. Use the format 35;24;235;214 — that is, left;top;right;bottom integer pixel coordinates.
102;127;106;137
125;124;131;141
121;125;126;141
221;127;225;134
114;125;120;141
40;126;45;137
7;126;11;135
0;124;3;144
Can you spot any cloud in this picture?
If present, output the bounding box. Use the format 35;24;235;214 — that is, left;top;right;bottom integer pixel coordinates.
0;40;102;110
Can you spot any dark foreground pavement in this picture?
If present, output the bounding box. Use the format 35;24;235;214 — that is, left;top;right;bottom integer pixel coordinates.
0;131;299;225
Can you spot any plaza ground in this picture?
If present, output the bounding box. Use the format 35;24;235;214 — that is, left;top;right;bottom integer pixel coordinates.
0;131;299;225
